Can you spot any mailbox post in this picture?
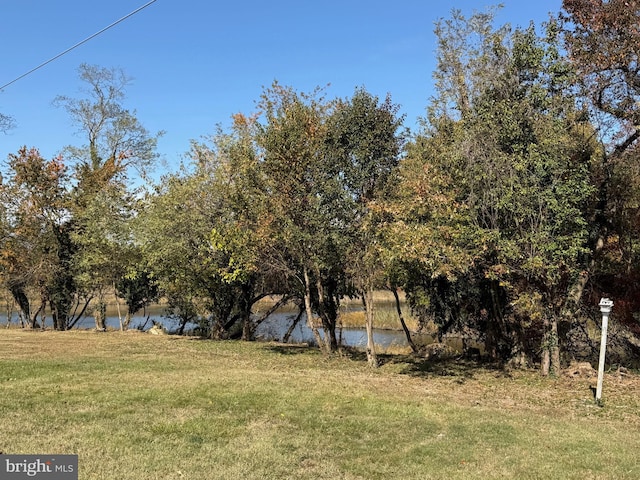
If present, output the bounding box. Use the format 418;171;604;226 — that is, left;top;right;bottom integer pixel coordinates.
595;298;614;404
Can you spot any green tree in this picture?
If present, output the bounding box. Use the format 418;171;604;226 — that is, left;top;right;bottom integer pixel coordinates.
561;0;640;336
136;170;225;336
393;10;597;372
192;114;293;340
115;263;159;330
71;177;137;330
54;64;162;330
0;147;88;330
256;83;347;353
325;88;405;366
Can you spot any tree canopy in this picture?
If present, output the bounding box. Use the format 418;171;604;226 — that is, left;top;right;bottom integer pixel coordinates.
3;5;640;373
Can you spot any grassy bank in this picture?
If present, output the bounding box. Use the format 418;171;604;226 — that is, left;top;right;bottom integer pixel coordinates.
256;290;422;331
0;330;638;479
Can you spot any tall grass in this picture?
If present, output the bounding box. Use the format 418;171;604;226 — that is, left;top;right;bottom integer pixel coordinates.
338;303;420;331
0;330;638;479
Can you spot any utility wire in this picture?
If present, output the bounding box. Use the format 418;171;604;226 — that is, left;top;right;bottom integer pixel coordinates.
0;0;158;91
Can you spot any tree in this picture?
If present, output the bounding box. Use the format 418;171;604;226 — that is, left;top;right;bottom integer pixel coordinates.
54;64;162;179
562;0;640;130
0;147;87;330
115;264;159;330
561;0;640;334
71;176;136;330
391;9;597;372
325;88;405;366
135;169;232;337
0;112;15;134
382;120;479;340
54;64;162;330
256;82;349;353
192;114;294;340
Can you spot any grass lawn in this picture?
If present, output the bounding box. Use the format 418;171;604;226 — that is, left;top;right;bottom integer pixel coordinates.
0;329;638;479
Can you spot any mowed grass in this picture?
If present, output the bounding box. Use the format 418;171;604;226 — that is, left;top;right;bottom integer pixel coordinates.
0;330;638;479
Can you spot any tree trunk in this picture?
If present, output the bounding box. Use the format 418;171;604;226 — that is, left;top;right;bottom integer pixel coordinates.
541;314;561;376
210;320;225;340
541;347;551;375
315;276;338;352
50;301;60;331
31;302;44;330
362;285;378;367
115;296;124;331
239;284;254;341
67;297;92;330
123;311;133;331
177;316;187;335
9;284;31;328
244;295;291;341
485;281;504;361
541;316;551;376
94;297;107;331
4;299;13;328
303;266;325;351
550;316;560;375
283;306;304;343
241;317;253;341
392;288;418;353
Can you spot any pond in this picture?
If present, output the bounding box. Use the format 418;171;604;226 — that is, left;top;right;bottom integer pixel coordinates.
2;308;417;349
254;312;411;348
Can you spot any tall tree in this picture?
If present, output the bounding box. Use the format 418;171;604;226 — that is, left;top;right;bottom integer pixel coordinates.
54;64;162;329
192;114;293;340
393;10;597;372
257;82;346;353
135;169;236;337
54;64;162;178
325;88;405;366
561;0;640;322
0;147;86;330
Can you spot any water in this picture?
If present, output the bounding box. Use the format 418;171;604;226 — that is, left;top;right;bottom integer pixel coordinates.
255;312;410;348
1;305;182;332
2;308;412;349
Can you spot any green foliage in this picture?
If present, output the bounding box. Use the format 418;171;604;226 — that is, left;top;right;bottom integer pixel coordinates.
0;147;77;329
4;2;640;378
53;63;163;178
135;171;226;333
255;83;347;350
115;267;159;320
326;88;405;203
0;65;161;330
387;9;598;363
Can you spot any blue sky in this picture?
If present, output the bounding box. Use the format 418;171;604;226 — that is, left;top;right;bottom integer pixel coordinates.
0;0;562;178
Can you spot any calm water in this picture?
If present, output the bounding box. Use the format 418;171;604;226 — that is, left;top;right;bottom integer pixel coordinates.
2;307;411;348
255;312;410;348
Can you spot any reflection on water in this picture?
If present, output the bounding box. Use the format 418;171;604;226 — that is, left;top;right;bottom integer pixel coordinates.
256;312;411;348
1;306;416;349
1;304;180;332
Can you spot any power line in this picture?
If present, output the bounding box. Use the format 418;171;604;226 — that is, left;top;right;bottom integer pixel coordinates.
0;0;158;91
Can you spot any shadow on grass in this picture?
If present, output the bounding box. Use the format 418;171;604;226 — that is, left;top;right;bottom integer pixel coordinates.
390;356;492;380
343;346;506;381
263;342;503;382
264;343;319;356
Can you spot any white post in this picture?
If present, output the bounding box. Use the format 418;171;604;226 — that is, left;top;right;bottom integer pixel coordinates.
596;298;614;404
